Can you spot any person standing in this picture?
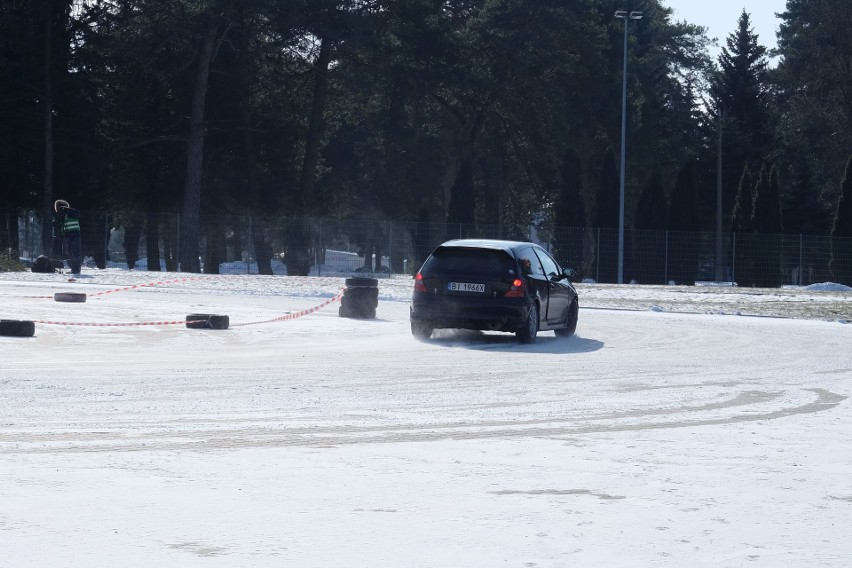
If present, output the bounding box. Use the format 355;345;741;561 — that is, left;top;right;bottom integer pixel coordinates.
53;199;83;275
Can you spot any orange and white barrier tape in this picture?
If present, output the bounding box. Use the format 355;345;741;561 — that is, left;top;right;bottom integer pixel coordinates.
86;275;209;298
32;291;343;328
230;291;344;327
13;275;209;300
32;318;190;327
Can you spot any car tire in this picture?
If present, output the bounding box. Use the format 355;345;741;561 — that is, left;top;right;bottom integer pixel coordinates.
0;319;35;337
555;299;579;337
185;314;229;329
54;292;86;303
411;320;433;341
516;303;538;344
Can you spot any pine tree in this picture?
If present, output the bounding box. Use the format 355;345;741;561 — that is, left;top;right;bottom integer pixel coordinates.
780;152;830;235
553;149;587;274
667;160;700;284
830;155;852;284
555;149;587;230
668;160;699;232
594;150;620;283
634;168;667;284
711;10;772;222
731;164;756;285
752;163;784;286
776;0;852;234
635;169;667;231
731;165;754;234
752;163;783;235
595;151;620;229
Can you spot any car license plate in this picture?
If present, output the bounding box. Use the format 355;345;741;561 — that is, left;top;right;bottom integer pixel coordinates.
448;282;485;293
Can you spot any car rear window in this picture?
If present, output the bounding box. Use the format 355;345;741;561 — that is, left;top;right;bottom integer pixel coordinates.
423;247;516;276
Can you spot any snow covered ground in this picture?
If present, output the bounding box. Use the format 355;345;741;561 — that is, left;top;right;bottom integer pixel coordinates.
2;269;851;567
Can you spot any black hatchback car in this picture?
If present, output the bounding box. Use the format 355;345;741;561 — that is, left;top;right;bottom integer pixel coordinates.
410;239;579;343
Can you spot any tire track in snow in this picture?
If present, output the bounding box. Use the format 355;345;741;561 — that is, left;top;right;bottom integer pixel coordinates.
3;388;843;454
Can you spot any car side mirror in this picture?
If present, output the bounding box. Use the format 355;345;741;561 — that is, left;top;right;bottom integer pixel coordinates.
562;268;577;281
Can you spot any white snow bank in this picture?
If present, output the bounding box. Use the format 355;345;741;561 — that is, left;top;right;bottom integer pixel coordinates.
804;282;852;292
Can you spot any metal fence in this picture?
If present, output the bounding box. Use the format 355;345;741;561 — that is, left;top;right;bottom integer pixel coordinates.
2;208;851;287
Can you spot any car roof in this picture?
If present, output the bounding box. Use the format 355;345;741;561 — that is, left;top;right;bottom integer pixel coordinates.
438;239;535;254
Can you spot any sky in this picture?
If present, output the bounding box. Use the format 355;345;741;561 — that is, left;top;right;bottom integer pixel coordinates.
2;269;851;567
666;0;788;60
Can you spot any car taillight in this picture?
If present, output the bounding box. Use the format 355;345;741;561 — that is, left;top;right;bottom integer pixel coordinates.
504;278;524;298
414;272;428;293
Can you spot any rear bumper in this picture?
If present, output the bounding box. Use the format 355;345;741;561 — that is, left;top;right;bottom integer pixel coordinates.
410;294;529;332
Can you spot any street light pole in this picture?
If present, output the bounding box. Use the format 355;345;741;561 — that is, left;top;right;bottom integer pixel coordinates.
716;108;724;282
614;10;642;285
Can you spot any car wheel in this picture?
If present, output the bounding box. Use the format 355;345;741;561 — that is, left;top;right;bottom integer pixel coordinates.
516;303;538;344
555;299;578;337
0;319;35;337
411;320;433;341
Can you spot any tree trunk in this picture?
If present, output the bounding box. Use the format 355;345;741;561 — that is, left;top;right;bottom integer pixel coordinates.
287;36;333;276
204;224;224;274
1;212;21;256
145;212;161;271
179;23;218;273
445;110;485;226
447;157;475;226
238;46;272;275
123;218;143;269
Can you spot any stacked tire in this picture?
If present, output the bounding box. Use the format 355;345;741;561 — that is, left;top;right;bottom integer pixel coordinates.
339;277;378;319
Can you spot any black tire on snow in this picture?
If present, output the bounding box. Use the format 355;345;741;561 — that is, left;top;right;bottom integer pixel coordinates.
516;303;538;344
410;321;433;341
54;292;87;303
185;314;230;329
344;277;378;288
554;299;579;338
0;319;36;337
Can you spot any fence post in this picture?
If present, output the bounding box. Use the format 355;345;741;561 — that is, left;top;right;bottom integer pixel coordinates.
318;218;324;277
176;214;181;272
596;227;600;283
247;216;252;274
104;210;109;266
731;233;736;286
388;221;393;276
664;231;669;285
798;234;803;286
